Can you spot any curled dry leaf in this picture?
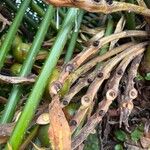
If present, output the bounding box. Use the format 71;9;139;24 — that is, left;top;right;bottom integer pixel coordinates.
36;113;49;125
48;96;71;150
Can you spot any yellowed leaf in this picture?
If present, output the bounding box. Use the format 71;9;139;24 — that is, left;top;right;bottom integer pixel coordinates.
48;96;71;150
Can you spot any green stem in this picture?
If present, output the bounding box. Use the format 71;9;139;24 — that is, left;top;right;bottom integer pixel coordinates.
7;8;78;149
126;0;136;29
31;0;45;17
4;0;38;29
0;0;31;69
64;10;84;63
20;125;39;150
99;16;114;55
0;6;55;124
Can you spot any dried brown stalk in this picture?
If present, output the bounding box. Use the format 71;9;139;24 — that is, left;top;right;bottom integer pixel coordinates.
137;0;147;7
68;42;134;86
87;30;104;46
71;104;103;150
119;54;143;127
61;43;133;107
136;0;150;25
80;43;147;108
71;50;145;149
0;74;35;84
62;61;107;107
51;30;148;95
69;42;147;133
81;26;104;36
61;77;90;107
46;0;150;17
105;53;142;102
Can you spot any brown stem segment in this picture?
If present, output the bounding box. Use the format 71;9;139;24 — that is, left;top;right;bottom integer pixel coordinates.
61;77;89;107
119;54;143;127
81;42;147;108
45;0;150;17
0;74;35;84
62;62;107;107
69;42;134;86
105;50;144;101
50;31;148;95
70;42;147;133
71;49;145;149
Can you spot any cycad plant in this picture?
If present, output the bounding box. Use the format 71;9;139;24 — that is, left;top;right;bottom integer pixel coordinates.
0;0;150;149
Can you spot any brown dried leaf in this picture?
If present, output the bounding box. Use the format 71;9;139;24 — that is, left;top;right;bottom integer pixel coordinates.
45;0;150;17
48;96;71;150
0;123;15;144
140;136;150;149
